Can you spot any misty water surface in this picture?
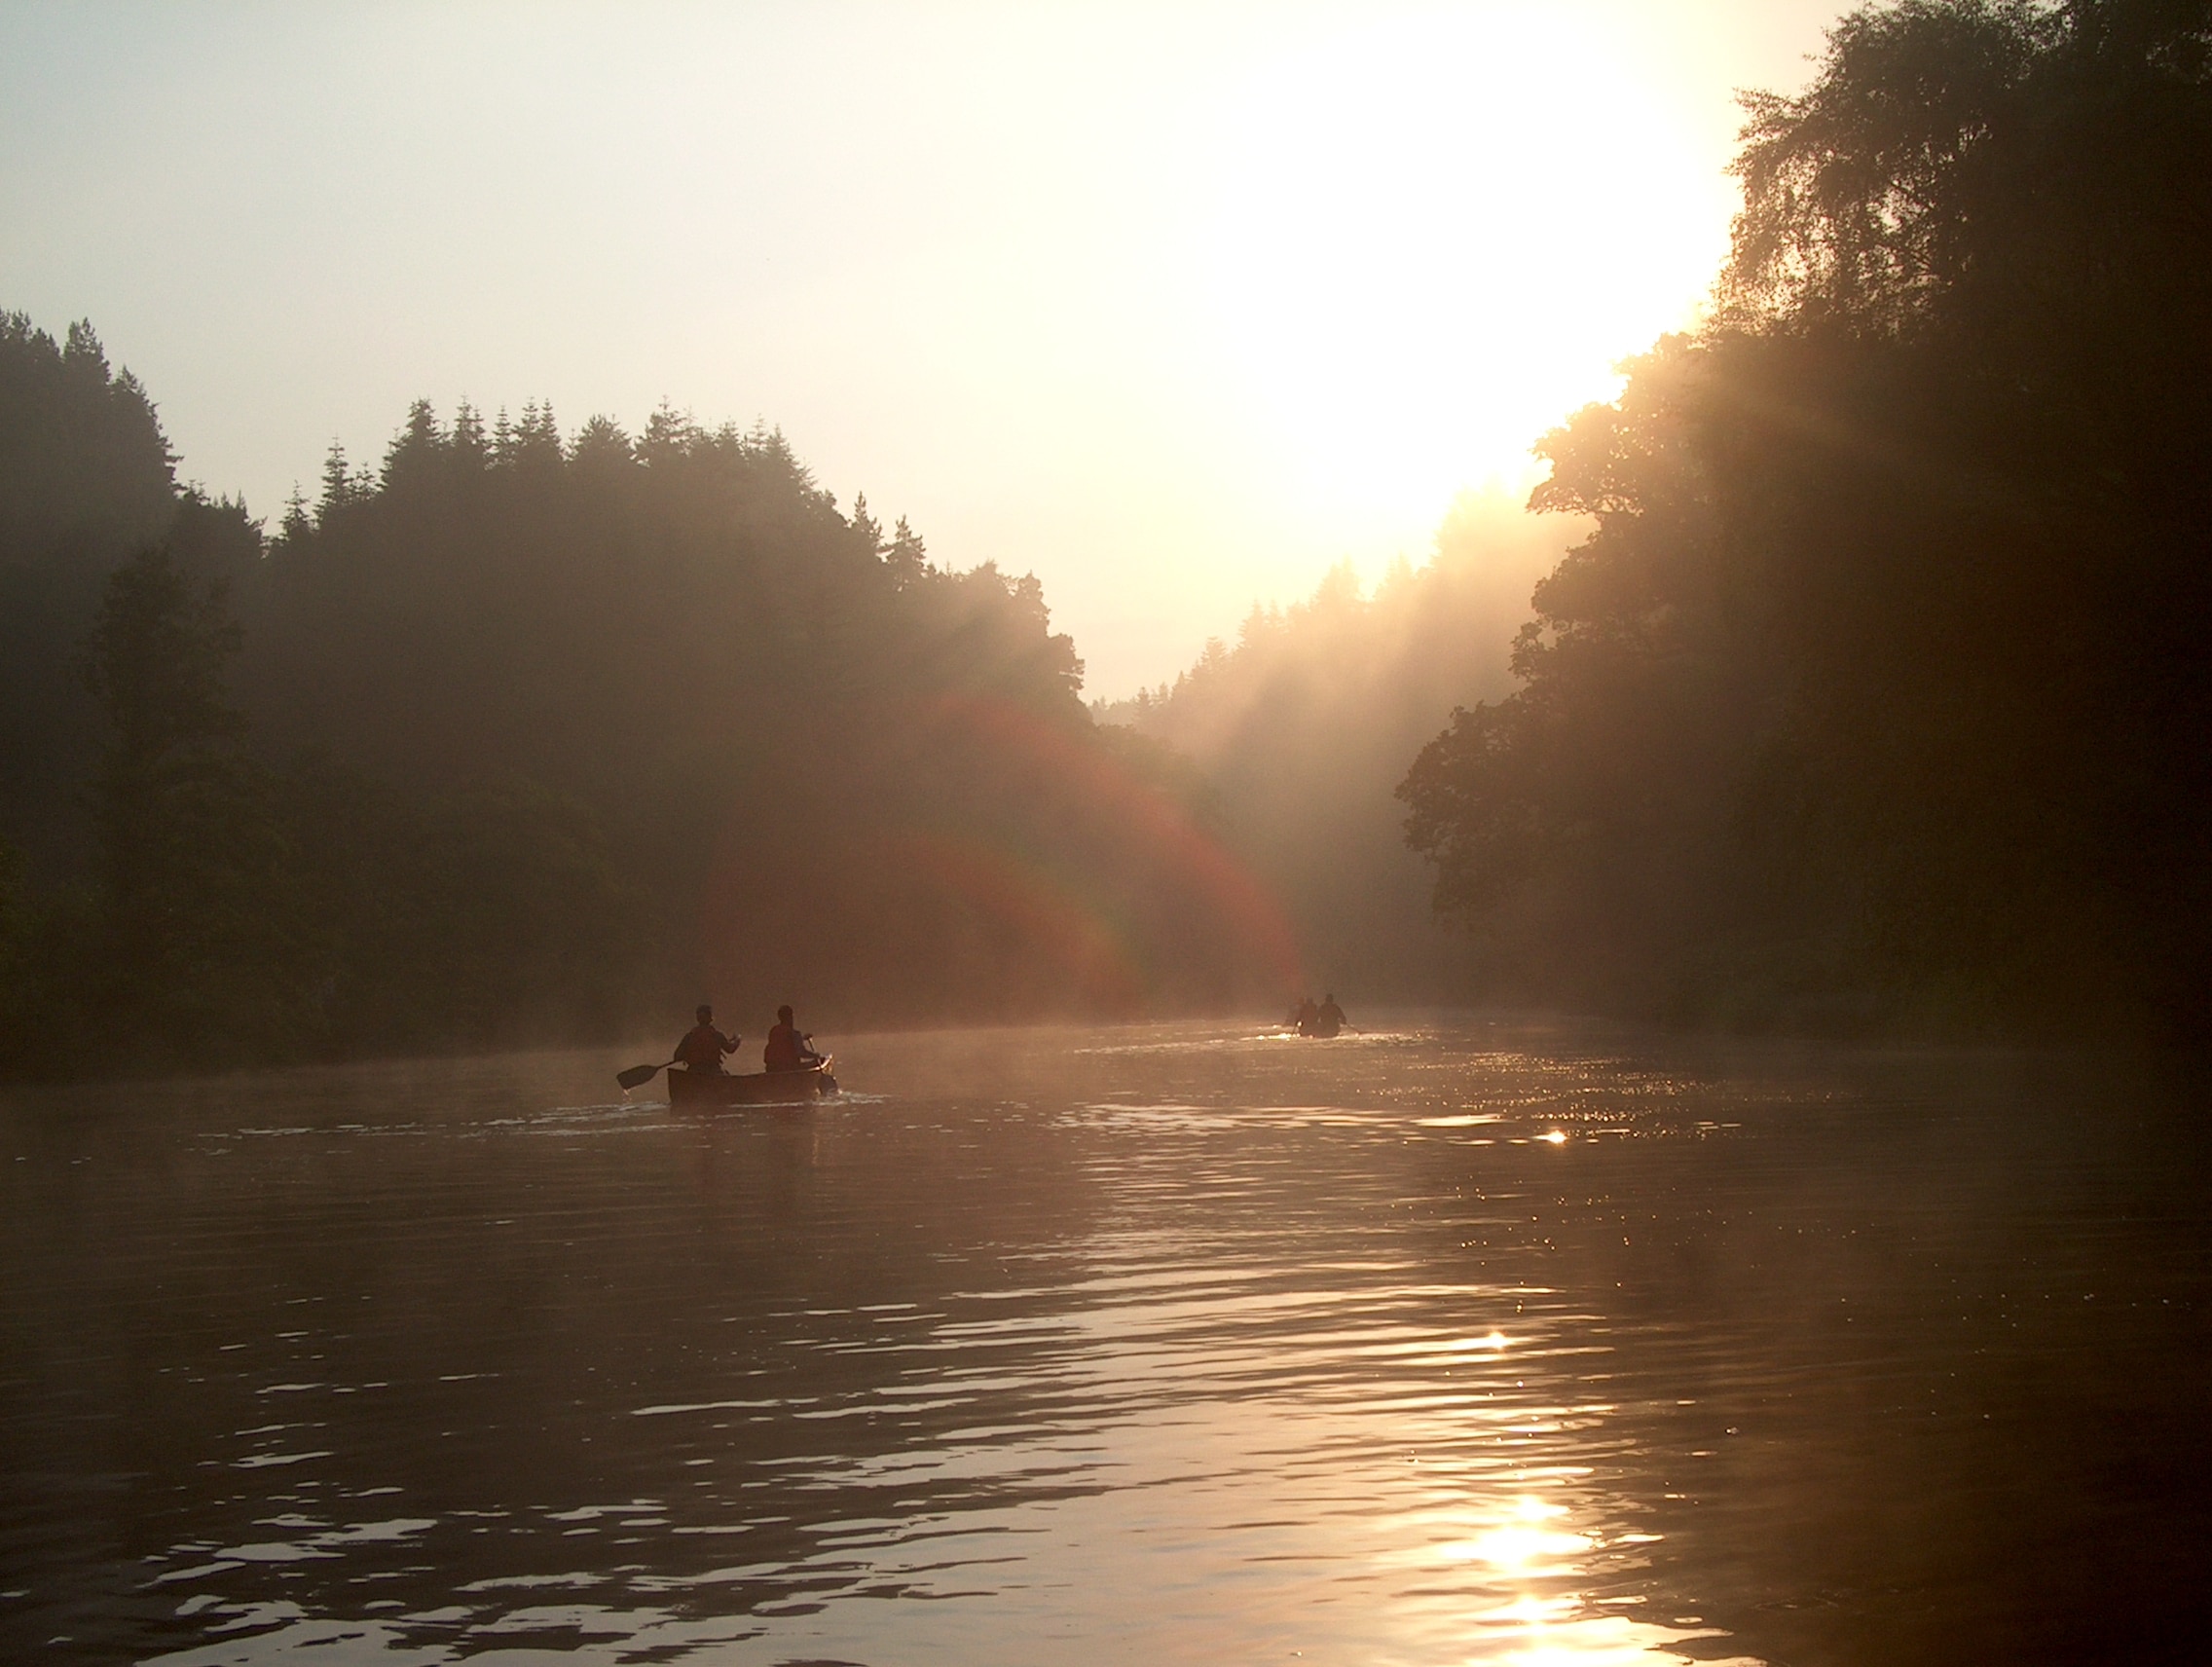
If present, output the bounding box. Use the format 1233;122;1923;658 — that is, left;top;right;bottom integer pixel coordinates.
3;1019;2207;1666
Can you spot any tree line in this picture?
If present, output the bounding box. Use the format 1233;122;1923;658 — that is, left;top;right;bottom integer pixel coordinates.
8;0;2207;1070
1105;0;2211;1045
0;333;1291;1078
1096;491;1568;999
1395;0;2212;1040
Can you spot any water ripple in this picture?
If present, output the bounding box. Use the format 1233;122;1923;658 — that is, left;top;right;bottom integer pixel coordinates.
2;1021;2205;1663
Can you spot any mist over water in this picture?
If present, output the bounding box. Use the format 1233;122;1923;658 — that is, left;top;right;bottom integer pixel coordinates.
4;1019;2205;1665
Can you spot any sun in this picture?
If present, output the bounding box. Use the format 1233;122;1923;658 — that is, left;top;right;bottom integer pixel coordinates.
1197;6;1733;524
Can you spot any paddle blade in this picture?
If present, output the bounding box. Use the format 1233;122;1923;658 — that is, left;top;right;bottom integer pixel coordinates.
615;1061;666;1091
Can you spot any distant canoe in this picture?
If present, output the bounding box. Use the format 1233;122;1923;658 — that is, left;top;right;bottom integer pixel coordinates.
666;1058;837;1106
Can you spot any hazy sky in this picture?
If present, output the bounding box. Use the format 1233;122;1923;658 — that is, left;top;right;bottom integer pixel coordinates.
2;0;1838;695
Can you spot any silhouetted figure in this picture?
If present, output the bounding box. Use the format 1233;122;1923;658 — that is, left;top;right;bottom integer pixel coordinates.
1307;994;1346;1038
764;1004;824;1072
675;1004;739;1074
1294;996;1319;1034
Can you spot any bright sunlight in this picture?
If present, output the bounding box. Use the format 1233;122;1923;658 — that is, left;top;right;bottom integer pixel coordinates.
1200;8;1733;521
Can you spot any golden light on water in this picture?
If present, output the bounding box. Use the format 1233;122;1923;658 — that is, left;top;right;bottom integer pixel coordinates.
1453;1496;1596;1573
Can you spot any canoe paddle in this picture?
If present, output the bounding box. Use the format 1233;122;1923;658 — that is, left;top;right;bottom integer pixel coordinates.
615;1059;673;1091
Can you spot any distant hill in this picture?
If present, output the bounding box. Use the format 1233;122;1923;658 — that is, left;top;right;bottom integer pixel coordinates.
1097;489;1572;1001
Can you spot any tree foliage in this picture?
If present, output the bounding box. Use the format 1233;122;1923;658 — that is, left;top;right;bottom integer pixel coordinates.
0;315;203;878
1;356;1291;1076
1103;495;1569;996
1401;0;2212;1038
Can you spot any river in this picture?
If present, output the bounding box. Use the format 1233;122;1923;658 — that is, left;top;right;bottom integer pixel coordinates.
3;1017;2206;1665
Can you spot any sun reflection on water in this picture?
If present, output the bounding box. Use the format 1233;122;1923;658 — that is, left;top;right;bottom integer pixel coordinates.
1385;1465;1755;1663
1451;1495;1595;1574
13;1022;1835;1666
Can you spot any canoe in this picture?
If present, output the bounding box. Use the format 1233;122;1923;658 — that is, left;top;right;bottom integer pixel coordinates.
666;1057;837;1106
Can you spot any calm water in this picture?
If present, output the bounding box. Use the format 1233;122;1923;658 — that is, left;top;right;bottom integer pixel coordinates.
3;1018;2208;1666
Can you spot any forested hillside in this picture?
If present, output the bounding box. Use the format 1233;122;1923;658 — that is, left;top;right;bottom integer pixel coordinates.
1401;0;2212;1040
9;0;2208;1070
1099;493;1567;996
0;316;193;878
0;341;1294;1077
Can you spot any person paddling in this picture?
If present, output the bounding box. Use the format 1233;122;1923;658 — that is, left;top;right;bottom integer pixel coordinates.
763;1005;825;1072
675;1005;740;1075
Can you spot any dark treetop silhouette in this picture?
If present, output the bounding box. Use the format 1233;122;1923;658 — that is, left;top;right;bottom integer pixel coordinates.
0;347;1298;1079
1393;0;2212;1042
6;0;2210;1071
1104;0;2212;1047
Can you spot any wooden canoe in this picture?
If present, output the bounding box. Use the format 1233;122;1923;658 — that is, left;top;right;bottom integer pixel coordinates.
667;1057;837;1106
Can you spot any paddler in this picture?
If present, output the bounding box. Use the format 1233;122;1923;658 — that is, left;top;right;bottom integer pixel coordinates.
763;1005;825;1072
675;1005;740;1074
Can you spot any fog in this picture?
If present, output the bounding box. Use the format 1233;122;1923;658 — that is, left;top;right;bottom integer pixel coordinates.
0;0;1833;697
5;10;2212;1666
5;0;2212;1076
1098;490;1575;999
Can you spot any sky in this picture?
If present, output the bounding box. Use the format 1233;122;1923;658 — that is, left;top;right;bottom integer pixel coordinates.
1;0;1840;697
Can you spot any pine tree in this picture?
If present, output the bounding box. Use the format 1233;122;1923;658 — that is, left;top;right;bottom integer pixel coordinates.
381;398;445;494
278;486;313;548
451;400;488;475
511;400;562;471
887;515;929;587
640;402;692;469
567;415;634;473
850;491;885;558
83;544;242;956
317;440;368;524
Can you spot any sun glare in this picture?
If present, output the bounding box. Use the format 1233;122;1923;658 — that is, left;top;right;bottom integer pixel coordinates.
1446;1495;1596;1574
1199;8;1731;523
